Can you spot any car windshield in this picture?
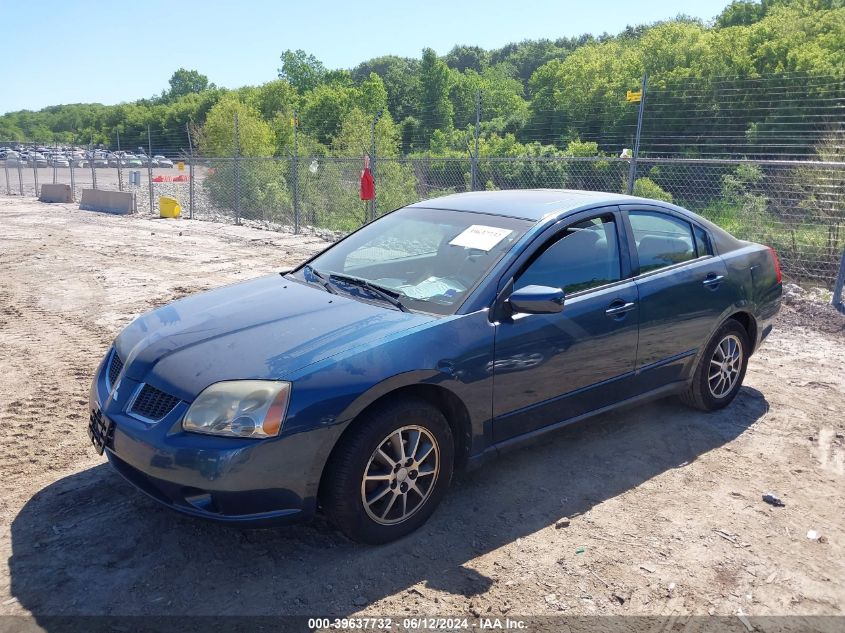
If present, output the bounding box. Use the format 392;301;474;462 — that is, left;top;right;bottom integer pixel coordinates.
291;206;532;315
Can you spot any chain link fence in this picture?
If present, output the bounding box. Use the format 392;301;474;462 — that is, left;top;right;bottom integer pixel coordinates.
2;147;844;284
2;149;844;286
2;71;845;298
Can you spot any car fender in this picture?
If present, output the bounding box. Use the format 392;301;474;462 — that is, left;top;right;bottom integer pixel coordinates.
686;300;757;381
301;368;459;498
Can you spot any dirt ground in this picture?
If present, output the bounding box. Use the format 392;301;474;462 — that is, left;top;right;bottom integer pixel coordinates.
0;197;843;625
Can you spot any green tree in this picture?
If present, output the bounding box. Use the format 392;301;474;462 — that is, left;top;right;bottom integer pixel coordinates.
352;56;420;121
278;49;326;93
198;94;275;157
716;0;766;27
301;83;357;146
310;107;416;229
358;73;389;115
450;65;528;130
166;69;211;100
250;80;299;152
444;45;490;73
418;48;454;145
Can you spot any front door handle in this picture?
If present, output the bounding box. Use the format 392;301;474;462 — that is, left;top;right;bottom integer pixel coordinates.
605;300;636;316
702;274;725;288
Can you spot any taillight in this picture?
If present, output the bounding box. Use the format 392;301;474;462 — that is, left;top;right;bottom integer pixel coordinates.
768;247;782;284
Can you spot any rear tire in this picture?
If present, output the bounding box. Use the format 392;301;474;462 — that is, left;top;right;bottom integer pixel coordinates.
680;319;749;411
321;397;454;544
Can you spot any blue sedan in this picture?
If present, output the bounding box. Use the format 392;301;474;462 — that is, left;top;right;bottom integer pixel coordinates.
89;190;782;543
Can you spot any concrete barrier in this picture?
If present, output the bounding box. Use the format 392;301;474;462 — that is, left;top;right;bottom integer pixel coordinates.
79;189;134;215
39;184;72;203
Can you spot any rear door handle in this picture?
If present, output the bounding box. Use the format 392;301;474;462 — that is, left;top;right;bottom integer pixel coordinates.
702;274;725;288
605;300;636;316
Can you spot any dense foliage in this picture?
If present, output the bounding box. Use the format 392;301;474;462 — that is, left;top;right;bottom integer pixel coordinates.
2;0;843;274
1;0;842;160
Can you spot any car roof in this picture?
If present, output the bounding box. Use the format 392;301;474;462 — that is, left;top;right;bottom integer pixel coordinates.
407;189;658;222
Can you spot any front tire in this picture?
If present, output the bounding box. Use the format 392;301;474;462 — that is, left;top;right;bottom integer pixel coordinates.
680;318;750;411
321;397;454;544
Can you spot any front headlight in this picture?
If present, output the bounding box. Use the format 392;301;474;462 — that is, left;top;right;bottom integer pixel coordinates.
182;380;291;439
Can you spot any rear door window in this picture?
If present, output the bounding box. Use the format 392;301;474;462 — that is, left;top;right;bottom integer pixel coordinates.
693;224;712;257
629;211;696;274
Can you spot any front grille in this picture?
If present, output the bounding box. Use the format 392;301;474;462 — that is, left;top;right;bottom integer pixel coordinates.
130;384;180;421
107;350;124;388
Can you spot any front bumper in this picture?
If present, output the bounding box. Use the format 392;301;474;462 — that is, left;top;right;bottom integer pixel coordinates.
89;353;322;527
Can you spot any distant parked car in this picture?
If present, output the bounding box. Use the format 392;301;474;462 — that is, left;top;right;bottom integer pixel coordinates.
50;155;70;168
154;155;174;168
88;189;782;544
125;155;143;168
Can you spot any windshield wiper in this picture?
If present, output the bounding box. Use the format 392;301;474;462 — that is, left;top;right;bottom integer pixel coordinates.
328;273;409;312
303;265;337;294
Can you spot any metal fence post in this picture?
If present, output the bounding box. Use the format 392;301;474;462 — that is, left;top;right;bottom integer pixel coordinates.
116;130;123;192
471;89;481;191
292;111;300;234
3;156;10;195
234;114;241;225
52;138;58;185
626;74;648;195
147;125;154;214
370;110;382;221
32;142;39;197
69;140;76;201
17;154;23;195
186;122;194;219
833;246;845;314
89;142;97;190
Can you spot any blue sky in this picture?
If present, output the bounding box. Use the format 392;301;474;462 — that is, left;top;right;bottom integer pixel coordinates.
0;0;731;114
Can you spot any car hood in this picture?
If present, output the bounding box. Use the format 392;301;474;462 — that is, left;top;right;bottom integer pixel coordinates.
115;274;436;400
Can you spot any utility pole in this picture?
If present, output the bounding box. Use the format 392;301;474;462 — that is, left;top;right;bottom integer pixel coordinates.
626;74;648;195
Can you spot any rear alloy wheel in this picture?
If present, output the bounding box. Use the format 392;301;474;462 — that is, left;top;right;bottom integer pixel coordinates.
322;398;454;544
680;319;749;411
707;334;743;399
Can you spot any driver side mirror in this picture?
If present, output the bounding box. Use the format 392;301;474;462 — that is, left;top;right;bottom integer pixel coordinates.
507;285;565;315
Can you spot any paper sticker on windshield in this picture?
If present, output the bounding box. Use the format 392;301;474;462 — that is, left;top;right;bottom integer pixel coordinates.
449;225;512;251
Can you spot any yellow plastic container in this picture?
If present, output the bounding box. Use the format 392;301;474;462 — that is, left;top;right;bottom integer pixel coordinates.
159;196;181;218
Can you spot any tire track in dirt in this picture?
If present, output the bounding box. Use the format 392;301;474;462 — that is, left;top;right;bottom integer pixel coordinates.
0;199;328;493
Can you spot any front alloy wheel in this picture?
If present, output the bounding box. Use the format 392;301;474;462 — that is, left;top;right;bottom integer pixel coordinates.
361;425;440;525
322;397;454;544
